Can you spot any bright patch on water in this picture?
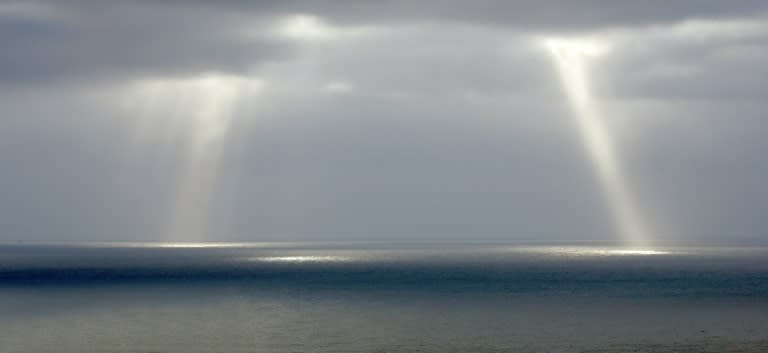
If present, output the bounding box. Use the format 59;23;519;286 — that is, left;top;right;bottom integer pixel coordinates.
512;246;678;257
248;255;354;263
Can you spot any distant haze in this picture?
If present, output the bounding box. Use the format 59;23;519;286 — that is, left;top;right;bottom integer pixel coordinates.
1;1;767;244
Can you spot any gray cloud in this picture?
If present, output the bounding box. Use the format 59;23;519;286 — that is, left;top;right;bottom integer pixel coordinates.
152;0;768;28
599;19;768;101
0;2;291;83
3;1;768;84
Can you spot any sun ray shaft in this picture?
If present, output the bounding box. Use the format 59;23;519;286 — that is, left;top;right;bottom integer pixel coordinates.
545;38;649;247
125;74;263;242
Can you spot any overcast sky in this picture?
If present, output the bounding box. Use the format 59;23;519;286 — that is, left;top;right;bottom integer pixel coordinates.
1;1;767;244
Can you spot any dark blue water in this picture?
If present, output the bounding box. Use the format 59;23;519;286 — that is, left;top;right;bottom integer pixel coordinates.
1;243;767;352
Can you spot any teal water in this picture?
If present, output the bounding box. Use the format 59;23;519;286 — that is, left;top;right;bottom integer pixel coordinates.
1;243;767;352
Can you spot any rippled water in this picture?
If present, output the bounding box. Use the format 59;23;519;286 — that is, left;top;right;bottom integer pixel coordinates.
1;243;767;352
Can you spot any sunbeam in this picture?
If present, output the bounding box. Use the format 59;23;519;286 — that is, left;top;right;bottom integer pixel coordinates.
126;74;263;242
544;37;650;247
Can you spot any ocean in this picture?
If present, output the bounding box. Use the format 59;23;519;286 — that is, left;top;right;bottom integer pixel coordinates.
1;243;767;352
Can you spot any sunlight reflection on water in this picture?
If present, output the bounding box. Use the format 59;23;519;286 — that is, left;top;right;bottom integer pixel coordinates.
247;256;355;263
509;247;681;257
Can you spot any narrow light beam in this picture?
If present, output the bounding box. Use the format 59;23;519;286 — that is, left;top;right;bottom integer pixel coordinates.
544;38;650;247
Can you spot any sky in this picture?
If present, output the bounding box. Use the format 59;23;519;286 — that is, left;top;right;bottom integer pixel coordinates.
1;1;767;244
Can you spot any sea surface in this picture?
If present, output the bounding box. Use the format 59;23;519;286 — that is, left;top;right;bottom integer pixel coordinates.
1;242;767;352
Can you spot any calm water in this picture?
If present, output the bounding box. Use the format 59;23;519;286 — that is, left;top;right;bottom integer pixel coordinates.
1;243;767;352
